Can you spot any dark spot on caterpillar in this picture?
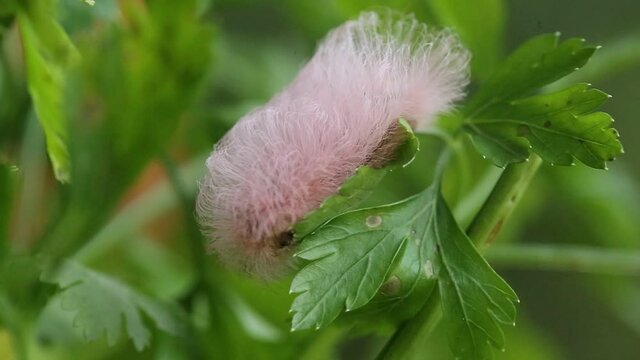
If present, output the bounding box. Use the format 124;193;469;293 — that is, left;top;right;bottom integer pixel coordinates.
277;230;295;248
544;120;552;128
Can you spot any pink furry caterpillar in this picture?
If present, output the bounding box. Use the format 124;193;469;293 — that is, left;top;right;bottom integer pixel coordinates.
197;11;470;277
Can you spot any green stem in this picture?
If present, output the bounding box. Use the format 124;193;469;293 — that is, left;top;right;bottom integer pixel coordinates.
467;156;542;248
159;153;211;359
13;112;47;254
376;288;442;360
0;166;13;257
160;153;207;278
377;157;542;359
486;244;640;276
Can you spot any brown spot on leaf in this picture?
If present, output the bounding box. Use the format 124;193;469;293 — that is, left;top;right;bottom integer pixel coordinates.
380;275;402;296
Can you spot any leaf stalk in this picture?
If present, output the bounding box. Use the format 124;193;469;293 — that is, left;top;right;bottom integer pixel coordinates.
486;243;640;276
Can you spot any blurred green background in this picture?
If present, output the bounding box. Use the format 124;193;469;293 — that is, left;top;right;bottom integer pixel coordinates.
0;0;639;359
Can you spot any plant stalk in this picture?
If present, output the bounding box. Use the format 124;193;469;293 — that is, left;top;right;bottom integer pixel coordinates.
159;153;210;359
486;243;640;276
376;288;442;360
467;156;542;247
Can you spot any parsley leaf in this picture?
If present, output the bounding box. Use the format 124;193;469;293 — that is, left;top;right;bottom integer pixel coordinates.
434;189;518;359
466;33;597;114
290;188;435;331
462;33;623;168
465;84;622;168
17;0;79;182
41;260;183;351
290;177;517;359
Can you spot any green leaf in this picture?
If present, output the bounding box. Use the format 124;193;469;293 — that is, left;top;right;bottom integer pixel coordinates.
460;33;623;169
17;1;79;182
434;189;518;359
39;0;214;258
292;166;389;241
41;259;183;351
427;0;505;79
290;180;518;360
465;84;622;168
293;118;419;239
289;188;437;331
466;33;597;115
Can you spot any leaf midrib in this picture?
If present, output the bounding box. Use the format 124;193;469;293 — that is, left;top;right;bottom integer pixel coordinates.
294;230;401;328
468;118;616;149
434;210;481;358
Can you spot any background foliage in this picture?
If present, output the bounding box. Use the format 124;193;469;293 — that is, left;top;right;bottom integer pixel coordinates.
0;0;639;359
